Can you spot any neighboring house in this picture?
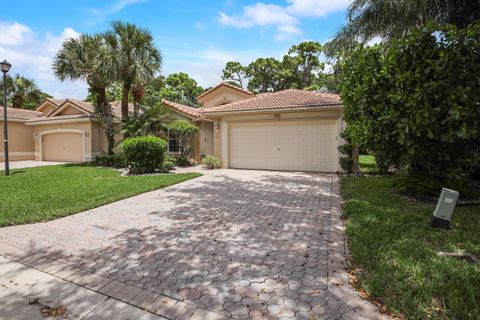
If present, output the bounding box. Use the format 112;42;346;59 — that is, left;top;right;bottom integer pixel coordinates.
162;83;344;172
1;82;344;172
0;108;41;161
1;98;130;162
26;99;133;162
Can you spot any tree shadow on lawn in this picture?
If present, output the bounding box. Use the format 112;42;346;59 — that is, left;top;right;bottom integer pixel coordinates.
0;172;375;319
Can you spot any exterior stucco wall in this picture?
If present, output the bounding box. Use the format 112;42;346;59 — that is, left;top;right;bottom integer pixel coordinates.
0;121;35;161
198;121;214;156
199;87;253;109
211;108;344;171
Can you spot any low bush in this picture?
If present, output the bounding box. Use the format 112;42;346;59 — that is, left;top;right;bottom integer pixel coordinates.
201;155;222;169
123;136;168;174
162;153;176;172
95;153;127;168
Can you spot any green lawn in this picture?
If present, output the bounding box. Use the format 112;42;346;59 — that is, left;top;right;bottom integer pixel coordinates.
0;165;201;226
341;175;480;319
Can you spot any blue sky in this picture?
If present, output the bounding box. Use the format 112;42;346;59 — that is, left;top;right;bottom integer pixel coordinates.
0;0;348;99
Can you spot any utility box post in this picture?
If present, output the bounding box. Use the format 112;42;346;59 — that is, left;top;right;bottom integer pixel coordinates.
430;188;459;229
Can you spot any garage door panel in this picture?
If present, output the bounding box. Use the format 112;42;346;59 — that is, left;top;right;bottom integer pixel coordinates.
229;122;337;172
42;133;83;162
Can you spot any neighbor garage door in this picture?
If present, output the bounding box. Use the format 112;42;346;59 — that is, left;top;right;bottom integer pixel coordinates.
229;121;337;172
42;132;83;162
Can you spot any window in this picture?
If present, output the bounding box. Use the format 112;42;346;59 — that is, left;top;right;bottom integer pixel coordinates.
168;132;179;153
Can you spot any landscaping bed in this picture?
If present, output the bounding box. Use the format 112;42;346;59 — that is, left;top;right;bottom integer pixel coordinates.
341;175;480;319
0;164;201;226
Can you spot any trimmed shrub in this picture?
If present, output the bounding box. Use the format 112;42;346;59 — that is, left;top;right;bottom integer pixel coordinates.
162;153;176;172
338;131;354;173
95;153;127;168
201;155;222;169
123;136;168;174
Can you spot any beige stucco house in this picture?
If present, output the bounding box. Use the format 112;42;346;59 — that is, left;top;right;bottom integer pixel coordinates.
162;83;344;172
1;82;343;172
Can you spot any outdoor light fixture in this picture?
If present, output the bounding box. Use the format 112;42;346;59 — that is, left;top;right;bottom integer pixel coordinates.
430;188;459;229
0;60;11;73
1;60;12;176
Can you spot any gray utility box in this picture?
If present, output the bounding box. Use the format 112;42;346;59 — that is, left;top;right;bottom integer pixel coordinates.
430;188;459;229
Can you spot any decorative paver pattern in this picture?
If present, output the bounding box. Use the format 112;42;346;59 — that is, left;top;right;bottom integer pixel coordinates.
0;169;388;319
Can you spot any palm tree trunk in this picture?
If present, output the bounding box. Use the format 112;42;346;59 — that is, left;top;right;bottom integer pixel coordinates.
94;88;115;155
121;83;130;121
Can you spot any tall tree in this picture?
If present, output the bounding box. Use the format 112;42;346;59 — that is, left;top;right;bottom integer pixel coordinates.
326;0;480;55
284;41;324;88
0;74;51;109
163;72;204;106
246;58;282;93
53;34;116;154
105;21;162;121
221;61;248;88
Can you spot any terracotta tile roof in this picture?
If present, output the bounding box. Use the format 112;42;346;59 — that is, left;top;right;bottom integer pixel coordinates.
196;82;254;101
203;89;342;113
161;99;204;119
45;98;66;106
0;107;42;121
47;99;134;119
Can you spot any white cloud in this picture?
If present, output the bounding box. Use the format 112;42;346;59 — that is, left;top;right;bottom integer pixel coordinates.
218;0;349;40
0;21;86;99
0;22;33;46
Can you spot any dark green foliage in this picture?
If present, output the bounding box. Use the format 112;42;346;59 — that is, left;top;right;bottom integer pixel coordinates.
338;131;354;173
123;136;168;174
121;103;169;137
340;23;480;195
95;153;127;168
162;72;204;107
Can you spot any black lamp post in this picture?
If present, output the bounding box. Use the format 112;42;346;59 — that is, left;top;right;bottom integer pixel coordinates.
1;60;12;176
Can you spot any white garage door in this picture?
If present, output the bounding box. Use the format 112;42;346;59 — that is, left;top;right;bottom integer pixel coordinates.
229;121;338;172
42;133;83;162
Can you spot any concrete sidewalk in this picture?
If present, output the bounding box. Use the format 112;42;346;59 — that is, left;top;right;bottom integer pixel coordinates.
0;255;165;320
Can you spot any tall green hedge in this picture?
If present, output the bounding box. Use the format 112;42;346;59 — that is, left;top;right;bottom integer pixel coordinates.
123;136;168;174
340;23;480;194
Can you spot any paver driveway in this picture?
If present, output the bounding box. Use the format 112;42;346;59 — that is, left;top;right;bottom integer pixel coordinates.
0;169;385;320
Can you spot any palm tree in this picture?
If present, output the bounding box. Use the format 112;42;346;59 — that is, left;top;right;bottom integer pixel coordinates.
53;34;116;154
327;0;480;55
0;74;47;109
121;103;169;137
105;21;162;122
